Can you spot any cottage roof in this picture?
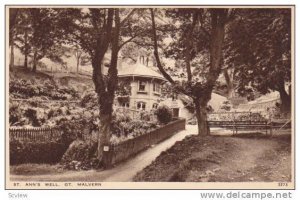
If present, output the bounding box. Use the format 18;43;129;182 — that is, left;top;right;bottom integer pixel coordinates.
118;63;166;81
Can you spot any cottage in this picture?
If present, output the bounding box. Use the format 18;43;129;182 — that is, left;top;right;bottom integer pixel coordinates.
116;58;166;111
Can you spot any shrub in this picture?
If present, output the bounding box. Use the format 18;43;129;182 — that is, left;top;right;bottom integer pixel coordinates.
24;108;40;126
220;100;232;111
60;140;98;170
10;140;68;165
155;105;173;124
57;118;93;145
9;78;79;100
80;92;98;108
111;112;159;139
9;102;22;125
140;111;152;121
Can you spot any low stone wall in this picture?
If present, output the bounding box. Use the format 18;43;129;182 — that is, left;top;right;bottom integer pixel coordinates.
110;118;186;165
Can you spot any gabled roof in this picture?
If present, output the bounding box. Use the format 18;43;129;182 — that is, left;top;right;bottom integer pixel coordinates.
118;62;166;81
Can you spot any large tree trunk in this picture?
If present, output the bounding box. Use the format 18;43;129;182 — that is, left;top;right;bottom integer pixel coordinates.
93;62;116;168
96;9;120;168
97;110;113;168
278;84;291;113
194;99;210;136
92;60;114;168
89;9;114;168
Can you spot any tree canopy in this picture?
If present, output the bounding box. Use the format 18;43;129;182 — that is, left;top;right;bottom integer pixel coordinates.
225;9;291;110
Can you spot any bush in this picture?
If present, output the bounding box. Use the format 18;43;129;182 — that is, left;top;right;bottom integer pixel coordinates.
10;140;68;165
140;111;152;121
60;140;98;170
57;118;94;145
9;78;79;100
155;105;173;124
220;100;232;111
80;92;98;108
9;102;23;126
24;108;40;126
111;112;158;140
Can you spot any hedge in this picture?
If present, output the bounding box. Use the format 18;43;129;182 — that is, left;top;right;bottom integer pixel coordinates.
10;140;69;165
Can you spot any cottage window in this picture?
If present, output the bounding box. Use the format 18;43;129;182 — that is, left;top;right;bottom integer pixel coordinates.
122;102;129;108
153;83;160;93
139;81;146;91
152;103;158;109
137;102;146;110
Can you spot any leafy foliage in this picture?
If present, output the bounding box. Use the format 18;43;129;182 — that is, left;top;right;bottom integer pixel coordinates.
10;140;68;165
155;105;173;124
60;140;98;170
225;9;291;108
12;8;74;70
9;78;79;100
220;101;232;111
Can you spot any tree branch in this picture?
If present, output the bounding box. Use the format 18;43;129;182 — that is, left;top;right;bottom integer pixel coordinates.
118;34;138;50
150;8;175;84
120;8;137;27
184;11;198;82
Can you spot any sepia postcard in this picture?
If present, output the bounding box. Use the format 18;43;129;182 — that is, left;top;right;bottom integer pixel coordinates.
5;5;295;189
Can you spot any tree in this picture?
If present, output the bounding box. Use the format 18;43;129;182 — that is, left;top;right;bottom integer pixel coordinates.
12;9;31;69
9;8;19;70
226;9;291;112
150;8;232;135
65;8;141;167
11;8;73;72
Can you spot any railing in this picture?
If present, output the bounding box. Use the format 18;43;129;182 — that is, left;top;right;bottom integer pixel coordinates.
208;111;265;122
208;120;291;135
207;111;291;136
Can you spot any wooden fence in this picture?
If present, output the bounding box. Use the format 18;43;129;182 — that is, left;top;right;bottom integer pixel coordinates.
10;127;62;142
108;118;186;165
9;118;186;166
